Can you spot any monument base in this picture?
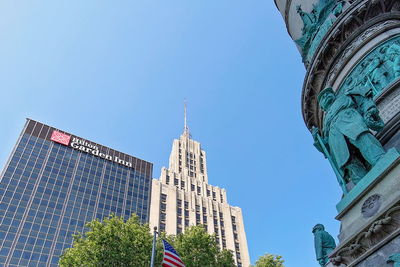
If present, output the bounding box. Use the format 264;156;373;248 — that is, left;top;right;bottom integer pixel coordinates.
328;148;400;266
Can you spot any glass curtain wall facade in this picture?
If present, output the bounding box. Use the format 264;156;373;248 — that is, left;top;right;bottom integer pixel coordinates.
0;119;153;267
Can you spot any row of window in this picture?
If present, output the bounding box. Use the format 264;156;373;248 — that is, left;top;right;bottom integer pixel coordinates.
0;133;152;266
165;175;225;202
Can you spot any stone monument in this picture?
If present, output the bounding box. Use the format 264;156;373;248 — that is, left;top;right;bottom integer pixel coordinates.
275;0;400;266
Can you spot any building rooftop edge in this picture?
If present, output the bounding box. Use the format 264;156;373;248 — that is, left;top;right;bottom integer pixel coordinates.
25;118;153;166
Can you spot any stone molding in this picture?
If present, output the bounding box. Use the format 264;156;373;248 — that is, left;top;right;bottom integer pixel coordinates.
329;201;400;266
301;0;400;130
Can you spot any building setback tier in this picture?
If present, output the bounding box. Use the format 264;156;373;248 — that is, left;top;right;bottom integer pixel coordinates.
149;130;250;267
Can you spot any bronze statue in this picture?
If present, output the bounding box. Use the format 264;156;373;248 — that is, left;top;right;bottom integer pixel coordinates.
313;224;336;266
313;87;386;187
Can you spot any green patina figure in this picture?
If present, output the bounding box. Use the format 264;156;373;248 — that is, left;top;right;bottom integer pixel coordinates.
313;224;336;266
387;42;400;78
313;86;386;189
295;0;344;64
340;37;400;97
388;254;400;267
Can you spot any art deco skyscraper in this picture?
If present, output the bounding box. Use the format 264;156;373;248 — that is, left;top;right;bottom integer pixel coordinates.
149;107;250;267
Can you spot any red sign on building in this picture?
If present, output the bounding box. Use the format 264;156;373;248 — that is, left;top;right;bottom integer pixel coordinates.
50;130;71;146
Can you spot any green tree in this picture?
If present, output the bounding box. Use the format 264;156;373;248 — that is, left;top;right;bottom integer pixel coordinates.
172;225;235;267
59;215;234;267
59;214;152;267
252;254;285;267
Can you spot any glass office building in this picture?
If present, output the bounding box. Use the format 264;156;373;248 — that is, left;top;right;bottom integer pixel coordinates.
0;119;153;267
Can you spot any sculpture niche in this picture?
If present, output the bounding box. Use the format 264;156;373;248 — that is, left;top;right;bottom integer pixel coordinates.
313;224;336;267
312;86;386;193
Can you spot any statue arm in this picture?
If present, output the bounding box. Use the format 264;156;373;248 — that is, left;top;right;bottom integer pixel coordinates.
354;94;385;131
314;234;323;260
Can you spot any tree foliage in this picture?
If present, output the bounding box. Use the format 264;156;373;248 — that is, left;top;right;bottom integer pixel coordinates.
173;225;235;267
252;253;285;267
59;214;152;267
59;215;234;267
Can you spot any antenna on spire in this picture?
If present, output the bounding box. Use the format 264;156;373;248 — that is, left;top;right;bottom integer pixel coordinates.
183;99;190;136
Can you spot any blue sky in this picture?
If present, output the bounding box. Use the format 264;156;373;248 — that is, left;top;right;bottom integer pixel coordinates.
0;1;343;266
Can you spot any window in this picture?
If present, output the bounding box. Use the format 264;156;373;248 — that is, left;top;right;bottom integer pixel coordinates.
161;203;166;212
160;213;166;222
160;223;166;231
235;242;240;250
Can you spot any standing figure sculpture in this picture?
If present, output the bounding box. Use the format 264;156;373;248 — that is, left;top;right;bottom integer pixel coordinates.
386;42;400;79
312;86;386;188
313;224;336;266
365;52;390;94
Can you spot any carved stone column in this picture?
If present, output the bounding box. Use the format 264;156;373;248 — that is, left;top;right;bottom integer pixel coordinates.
275;0;400;266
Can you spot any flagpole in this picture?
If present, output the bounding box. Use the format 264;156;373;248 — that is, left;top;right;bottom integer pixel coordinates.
150;226;157;267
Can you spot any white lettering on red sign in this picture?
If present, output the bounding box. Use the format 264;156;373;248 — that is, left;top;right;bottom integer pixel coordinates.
50;130;71;146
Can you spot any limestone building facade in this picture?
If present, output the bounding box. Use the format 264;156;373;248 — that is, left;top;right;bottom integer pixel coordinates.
149;124;250;267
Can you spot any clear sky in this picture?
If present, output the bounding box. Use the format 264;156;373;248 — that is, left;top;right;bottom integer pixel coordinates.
0;1;343;266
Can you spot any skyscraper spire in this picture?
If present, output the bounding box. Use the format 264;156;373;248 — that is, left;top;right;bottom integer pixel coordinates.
183;99;190;136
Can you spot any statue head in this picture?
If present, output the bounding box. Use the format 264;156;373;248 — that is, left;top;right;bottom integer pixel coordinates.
312;223;325;233
318;87;335;111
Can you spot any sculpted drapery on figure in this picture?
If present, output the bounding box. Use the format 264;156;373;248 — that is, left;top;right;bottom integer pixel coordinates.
340;38;400;97
313;224;336;267
312;86;386;191
295;0;344;64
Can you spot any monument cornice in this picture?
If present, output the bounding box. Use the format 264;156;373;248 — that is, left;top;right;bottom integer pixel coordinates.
301;0;400;130
329;200;400;266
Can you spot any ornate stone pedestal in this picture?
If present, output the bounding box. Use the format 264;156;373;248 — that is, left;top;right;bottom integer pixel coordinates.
328;149;400;266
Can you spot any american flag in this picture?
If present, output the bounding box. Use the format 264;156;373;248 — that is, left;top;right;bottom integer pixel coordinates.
162;239;185;267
